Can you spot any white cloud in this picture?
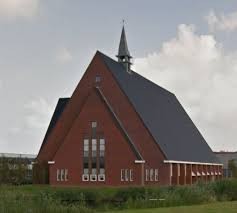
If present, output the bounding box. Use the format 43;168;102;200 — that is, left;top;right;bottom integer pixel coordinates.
55;47;73;64
24;98;54;129
206;10;237;32
8;127;21;134
134;24;237;151
0;0;39;19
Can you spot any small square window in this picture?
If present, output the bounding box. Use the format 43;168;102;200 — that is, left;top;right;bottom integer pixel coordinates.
92;121;97;128
95;75;101;82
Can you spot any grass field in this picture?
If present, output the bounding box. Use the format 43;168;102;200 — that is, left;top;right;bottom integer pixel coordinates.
110;201;237;213
0;179;237;212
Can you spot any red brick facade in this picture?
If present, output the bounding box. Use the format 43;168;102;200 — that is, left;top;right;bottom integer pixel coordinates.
34;52;223;186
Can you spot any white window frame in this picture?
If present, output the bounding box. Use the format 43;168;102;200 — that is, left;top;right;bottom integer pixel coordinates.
145;169;149;181
65;169;68;181
82;174;89;181
57;169;60;181
121;169;124;181
98;174;105;182
61;169;65;181
90;174;97;181
125;169;129;181
155;169;159;181
129;169;133;182
150;169;154;181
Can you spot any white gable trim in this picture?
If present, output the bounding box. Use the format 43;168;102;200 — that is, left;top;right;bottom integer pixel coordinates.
164;160;222;166
48;161;55;164
135;160;146;164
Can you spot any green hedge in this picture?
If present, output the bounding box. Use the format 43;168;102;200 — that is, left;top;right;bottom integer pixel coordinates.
0;179;236;212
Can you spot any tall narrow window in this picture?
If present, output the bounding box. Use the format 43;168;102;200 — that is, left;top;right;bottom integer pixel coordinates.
92;122;97;138
61;169;65;181
91;139;97;181
99;138;105;174
65;169;68;181
121;169;133;182
125;169;129;181
83;139;89;175
145;169;149;181
130;169;133;182
150;169;154;181
121;169;124;181
57;169;60;181
155;169;158;181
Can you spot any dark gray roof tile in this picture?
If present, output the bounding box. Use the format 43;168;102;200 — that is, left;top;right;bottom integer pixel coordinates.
99;51;219;163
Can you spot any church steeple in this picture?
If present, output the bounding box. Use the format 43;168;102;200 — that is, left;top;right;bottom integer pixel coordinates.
117;25;132;73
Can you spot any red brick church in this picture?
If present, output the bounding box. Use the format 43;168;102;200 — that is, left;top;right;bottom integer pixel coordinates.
34;27;223;186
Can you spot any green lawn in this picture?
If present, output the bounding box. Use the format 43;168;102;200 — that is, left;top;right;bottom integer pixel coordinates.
109;201;237;213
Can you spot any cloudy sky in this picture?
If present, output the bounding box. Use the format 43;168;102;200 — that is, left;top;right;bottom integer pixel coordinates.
0;0;237;154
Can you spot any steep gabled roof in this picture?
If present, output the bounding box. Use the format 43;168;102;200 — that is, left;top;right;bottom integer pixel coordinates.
98;51;218;163
39;98;69;153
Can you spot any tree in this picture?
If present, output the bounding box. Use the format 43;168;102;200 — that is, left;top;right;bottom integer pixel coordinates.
0;157;30;185
228;159;237;178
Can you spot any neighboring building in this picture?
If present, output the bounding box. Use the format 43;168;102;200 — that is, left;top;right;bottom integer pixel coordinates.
0;153;36;184
215;152;237;177
34;27;222;186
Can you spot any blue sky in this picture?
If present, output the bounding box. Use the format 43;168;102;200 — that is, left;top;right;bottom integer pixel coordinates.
0;0;237;154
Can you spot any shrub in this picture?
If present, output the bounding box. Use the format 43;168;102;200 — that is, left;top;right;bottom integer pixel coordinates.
0;179;237;212
210;179;237;201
